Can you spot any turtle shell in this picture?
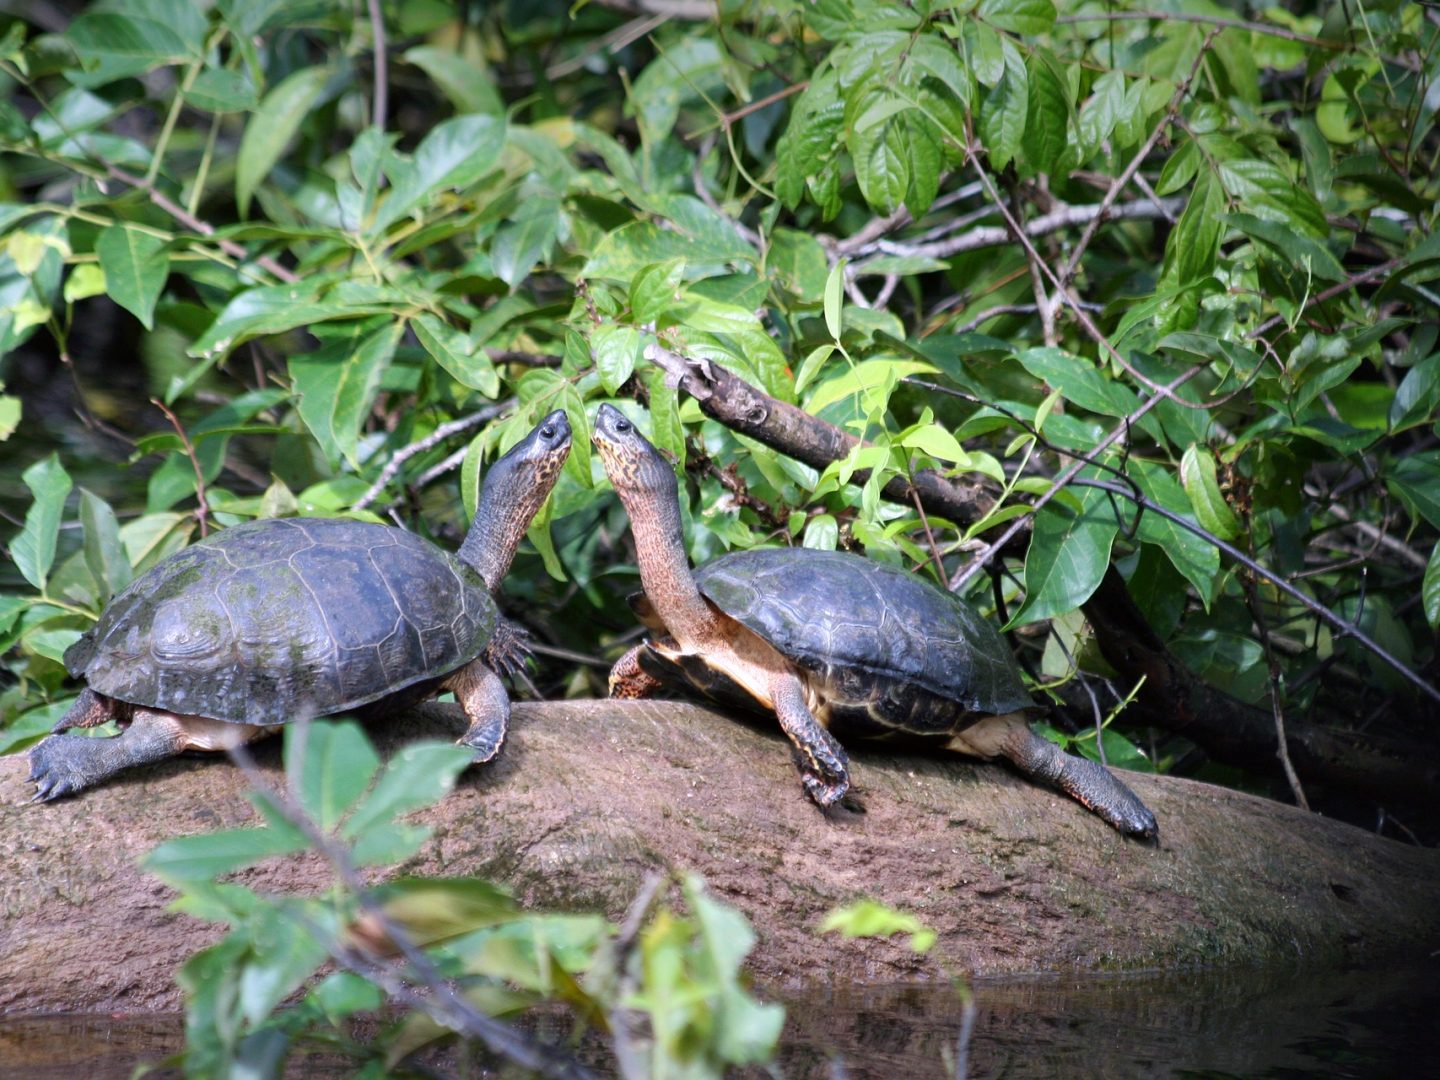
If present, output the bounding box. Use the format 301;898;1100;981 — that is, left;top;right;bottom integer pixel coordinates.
63;517;497;726
693;548;1034;727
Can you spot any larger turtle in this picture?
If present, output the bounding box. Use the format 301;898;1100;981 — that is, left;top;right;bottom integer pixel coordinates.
27;410;572;801
592;404;1156;838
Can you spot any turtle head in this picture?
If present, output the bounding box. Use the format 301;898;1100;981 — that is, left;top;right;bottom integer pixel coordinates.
460;409;572;590
592;403;676;505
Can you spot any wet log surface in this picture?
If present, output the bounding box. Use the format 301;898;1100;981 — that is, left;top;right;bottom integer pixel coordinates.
2;699;1437;1013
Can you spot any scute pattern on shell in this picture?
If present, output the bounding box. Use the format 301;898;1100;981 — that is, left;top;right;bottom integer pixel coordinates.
694;548;1034;719
63;518;497;725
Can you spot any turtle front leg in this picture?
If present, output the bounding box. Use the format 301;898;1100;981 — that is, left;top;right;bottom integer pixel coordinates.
609;644;665;699
447;659;510;763
770;672;850;808
955;714;1158;839
482;616;533;680
29;711;192;802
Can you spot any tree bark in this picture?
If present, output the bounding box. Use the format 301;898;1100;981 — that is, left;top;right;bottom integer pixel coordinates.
2;700;1437;1014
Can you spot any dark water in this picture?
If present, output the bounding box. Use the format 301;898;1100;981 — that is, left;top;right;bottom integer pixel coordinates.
2;961;1437;1078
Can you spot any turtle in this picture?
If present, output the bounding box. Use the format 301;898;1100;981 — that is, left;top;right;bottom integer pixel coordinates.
591;403;1157;838
26;409;572;801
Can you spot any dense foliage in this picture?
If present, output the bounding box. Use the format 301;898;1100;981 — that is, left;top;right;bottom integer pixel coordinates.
2;1;1438;818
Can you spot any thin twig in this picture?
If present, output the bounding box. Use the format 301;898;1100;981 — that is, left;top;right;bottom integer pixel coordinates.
151;398;209;537
367;0;388;130
354;401;512;511
104;165;298;284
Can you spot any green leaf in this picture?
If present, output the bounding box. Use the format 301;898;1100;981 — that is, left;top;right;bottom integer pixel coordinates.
412;313;500;396
1424;542;1440;630
1015;347;1142;419
1389;351;1440;432
978;0;1056;35
403;45;503;116
591;323;644;394
1162;169;1225;293
1218;158;1327;238
342;743;474;841
286;720;381;834
144;826;308;884
901;421;970;465
803;514;839;550
63;263;106;303
95;225;169;329
236;66;331;217
824;261;845;341
79;488;132;602
492;198;560;289
1011;483;1118;627
1022;50;1069;176
1179;444;1242;541
375;878;519;946
819;899;937;954
67;11;196;74
0;394;19;440
1128;463;1220;606
630;258;686;324
11;455;72;592
1387;451;1440;530
375;114;506;232
290;320;400;469
978;40;1028;170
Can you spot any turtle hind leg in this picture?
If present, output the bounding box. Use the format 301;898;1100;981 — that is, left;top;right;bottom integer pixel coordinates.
771;672;850;809
447;660;510;763
481;616;533;680
609;644;666;699
28;711;192;802
952;714;1159;840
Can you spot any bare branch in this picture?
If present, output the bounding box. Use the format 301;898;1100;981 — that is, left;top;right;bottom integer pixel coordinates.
354;401;512;511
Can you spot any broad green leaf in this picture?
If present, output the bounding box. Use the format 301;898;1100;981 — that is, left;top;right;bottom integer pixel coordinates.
11;455;72;592
592;323;644;394
62;263;106;303
1218;158;1328;238
1179;444;1242;541
79;488;132;602
1022;50;1069;176
67;11;196;75
412;312;500;396
144;826;308;884
978;0;1056;35
1386;451;1440;530
803;514;839;550
236;66;331;217
375;878;519;946
1129;463;1220;606
794;344;836;395
342;743;475;841
1015;347;1142;419
630;258;685;324
1161;170;1225;300
901;422;970;465
978;40;1027;170
286;720;381;834
1389;351;1440;432
374;114;506;231
0;698;66;755
492;197;560;289
768;229;829;300
1222;212;1345;282
188;280;388;361
290;319;400;468
819;899;937;953
403;45;503;115
1011;482;1118;627
1424;542;1440;630
95;225;169;329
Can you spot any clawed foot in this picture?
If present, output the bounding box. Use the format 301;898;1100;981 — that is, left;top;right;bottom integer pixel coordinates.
800;768;850;809
27;737;88;802
482;617;534;681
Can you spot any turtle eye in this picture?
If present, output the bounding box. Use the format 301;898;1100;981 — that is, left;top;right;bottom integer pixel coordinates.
540;424;557;439
615;418;632;433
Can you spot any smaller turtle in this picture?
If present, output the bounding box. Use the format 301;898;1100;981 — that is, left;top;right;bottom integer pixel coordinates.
28;410;572;801
592;404;1156;838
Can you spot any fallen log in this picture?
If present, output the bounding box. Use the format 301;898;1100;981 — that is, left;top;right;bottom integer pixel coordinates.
2;699;1437;1013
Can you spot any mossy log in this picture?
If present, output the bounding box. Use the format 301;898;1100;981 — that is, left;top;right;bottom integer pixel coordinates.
2;699;1437;1013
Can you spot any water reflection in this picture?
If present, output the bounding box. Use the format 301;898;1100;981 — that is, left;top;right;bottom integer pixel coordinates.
2;961;1436;1078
